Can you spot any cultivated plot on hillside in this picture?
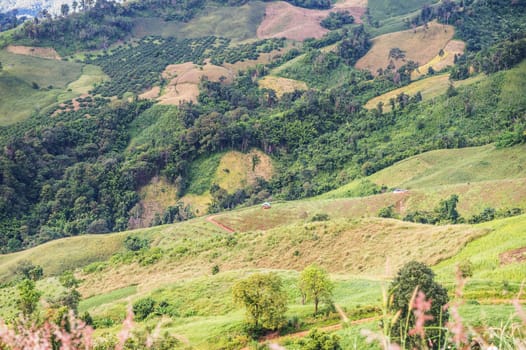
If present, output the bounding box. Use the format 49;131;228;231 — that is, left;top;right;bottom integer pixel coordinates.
355;21;454;74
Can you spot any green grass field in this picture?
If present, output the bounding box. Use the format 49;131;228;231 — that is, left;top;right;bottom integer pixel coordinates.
368;0;438;20
0;49;83;125
132;2;266;41
322;143;526;196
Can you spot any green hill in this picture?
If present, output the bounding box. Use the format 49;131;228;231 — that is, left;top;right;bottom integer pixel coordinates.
321;143;526;198
0;0;525;348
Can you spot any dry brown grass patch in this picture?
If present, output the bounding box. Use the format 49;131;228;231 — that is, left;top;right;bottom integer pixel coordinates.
356;21;455;75
412;39;466;79
6;45;61;60
157;62;234;105
258;76;308;97
130;176;180;229
499;247;526;266
256;0;365;41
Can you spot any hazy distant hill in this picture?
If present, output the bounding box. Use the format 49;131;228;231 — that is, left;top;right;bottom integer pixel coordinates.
0;0;74;16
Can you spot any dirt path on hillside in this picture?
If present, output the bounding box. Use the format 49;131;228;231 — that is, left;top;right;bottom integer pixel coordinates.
335;304;350;323
240;316;380;349
206;215;236;233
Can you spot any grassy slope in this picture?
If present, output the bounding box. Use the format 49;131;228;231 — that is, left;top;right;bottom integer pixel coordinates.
131;2;266;41
0;192;523;347
367;0;438;20
356;21;455;74
0;49;84;125
364;73;484;111
322;143;526;195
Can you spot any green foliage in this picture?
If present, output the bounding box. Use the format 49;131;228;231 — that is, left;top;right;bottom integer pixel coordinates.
16;278;42;317
368;0;437;20
337;25;371;66
320;11;355;30
124;236;150;252
434;194;460;224
132;297;156;321
378;205;396;218
458;259;474;279
89;36;284;97
12;261;43;281
404;194;461;224
285;0;331;9
232;273;288;331
59;271;80;289
298;265;334;314
389;261;449;349
310;213;330;222
295;329;342;349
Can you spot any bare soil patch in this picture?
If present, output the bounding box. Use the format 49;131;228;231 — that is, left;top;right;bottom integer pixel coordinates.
500;247;526;265
257;0;366;41
139;86;160;100
6;45;61;60
356;21;455;75
156;62;234;105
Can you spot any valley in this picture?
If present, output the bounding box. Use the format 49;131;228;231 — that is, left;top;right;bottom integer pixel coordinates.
0;0;525;348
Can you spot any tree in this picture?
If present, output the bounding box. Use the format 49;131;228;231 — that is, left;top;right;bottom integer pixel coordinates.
389;261;449;349
435;194;460;223
17;279;42;317
232;273;287;331
61;3;70;17
298;265;334;314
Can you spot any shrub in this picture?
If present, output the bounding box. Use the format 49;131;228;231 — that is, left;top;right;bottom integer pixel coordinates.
378;205;396;218
311;213;330;222
132;297;156;321
124;236;150;251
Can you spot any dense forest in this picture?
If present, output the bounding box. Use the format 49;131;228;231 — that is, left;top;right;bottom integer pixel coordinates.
0;0;525;252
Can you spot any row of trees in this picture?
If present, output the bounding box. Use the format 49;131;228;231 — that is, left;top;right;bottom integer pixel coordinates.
232;264;334;331
232;261;449;349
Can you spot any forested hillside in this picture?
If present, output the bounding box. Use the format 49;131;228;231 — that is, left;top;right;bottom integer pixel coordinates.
0;0;524;252
0;0;525;348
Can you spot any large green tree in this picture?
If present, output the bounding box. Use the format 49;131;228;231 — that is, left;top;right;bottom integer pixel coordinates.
389;261;449;349
298;264;334;314
232;273;287;331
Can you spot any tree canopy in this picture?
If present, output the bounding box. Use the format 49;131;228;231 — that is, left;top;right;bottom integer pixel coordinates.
298;264;334;314
232;273;288;331
389;261;449;349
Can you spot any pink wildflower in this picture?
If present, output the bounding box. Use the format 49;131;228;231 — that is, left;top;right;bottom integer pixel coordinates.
116;307;135;350
408;291;433;338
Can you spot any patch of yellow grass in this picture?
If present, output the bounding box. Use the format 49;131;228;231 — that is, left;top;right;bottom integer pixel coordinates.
77;216;486;298
215;149;274;193
412;40;466;79
364;73;484;111
132;176;180;228
179;193;212;216
258;76;308;97
356;21;455;75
